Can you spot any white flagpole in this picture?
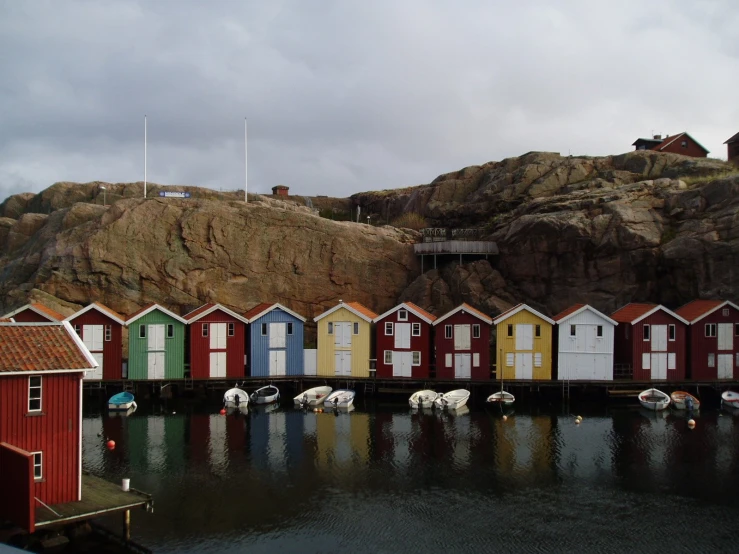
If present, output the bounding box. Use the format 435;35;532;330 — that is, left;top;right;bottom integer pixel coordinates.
244;117;248;203
144;115;147;198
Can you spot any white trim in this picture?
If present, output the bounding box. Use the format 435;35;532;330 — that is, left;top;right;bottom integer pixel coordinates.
554;304;618;326
680;300;739;324
411;322;421;336
373;302;436;324
412;351;421;366
630;305;689;325
78;376;82;500
385;322;394;336
434;304;492;326
184;303;251;325
125;304;187;325
0;368;92;376
64;303;125;326
31;451;43;481
245;302;307;323
2;303;61;322
63;321;100;369
492;304;554;325
314;302;375;323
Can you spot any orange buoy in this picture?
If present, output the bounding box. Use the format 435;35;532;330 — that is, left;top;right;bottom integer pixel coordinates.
106;440;116;450
219;408;227;415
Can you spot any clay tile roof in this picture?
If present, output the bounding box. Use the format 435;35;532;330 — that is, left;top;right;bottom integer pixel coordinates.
611;303;657;323
30;303;65;322
125;303;157;321
92;302;124;322
0;323;94;373
553;304;586;322
346;301;378;320
460;303;490;321
405;302;437;322
184;303;217;321
243;303;274;321
0;318;14;322
675;300;724;322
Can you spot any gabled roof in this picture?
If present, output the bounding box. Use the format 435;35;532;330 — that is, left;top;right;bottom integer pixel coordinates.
632;137;662;147
373;302;437;324
183;303;250;325
125;303;187;325
724;132;739;145
313;301;377;323
611;303;688;325
675;299;739;324
652;132;709;154
433;303;493;326
242;302;306;323
0;322;97;374
492;303;554;325
553;304;618;325
65;301;126;325
3;302;65;322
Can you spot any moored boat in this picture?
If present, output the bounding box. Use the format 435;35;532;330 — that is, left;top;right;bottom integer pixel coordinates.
670;390;700;411
223;387;249;408
409;390;439;409
434;389;471;410
638;388;670;411
108;391;136;411
486;390;515;405
294;386;332;408
251;385;280;405
323;389;355;409
722;390;739;409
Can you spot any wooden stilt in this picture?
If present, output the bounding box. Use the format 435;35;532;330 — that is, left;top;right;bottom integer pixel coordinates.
123;509;130;542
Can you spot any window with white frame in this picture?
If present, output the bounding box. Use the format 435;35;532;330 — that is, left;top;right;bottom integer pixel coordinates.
723;308;730;316
327;322;333;334
472;324;480;339
445;353;452;367
412;323;421;336
596;325;603;338
668;324;675;341
202;323;209;337
705;323;716;337
74;324;81;336
534;353;542;367
32;452;42;480
385;322;394;336
384;350;392;364
643;325;650;341
353;322;359;335
570;325;576;337
708;353;715;367
506;353;514;367
228;323;235;336
139;325;146;338
287;322;293;335
445;325;452;339
412;352;421;366
166;324;174;338
105;325;112;341
28;376;42;412
398;309;408;321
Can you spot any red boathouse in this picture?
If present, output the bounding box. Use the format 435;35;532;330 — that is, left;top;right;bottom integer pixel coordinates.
433;303;492;380
184;303;249;379
65;302;126;380
2;302;65;323
374;302;437;379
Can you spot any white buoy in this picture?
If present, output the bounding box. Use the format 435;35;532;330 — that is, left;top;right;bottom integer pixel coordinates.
688;419;696;429
121;478;130;492
502;415;507;421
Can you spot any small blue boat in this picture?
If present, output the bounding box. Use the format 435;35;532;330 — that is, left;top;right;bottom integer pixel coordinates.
108;391;136;411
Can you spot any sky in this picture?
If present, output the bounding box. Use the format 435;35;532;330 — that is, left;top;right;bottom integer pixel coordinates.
0;0;737;202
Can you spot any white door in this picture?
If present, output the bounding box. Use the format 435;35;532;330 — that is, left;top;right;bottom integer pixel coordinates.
210;323;227;350
86;352;104;380
269;323;286;349
454;353;471;379
718;354;733;379
334;322;352;347
83;325;104;352
270;350;286;376
718;324;734;351
209;351;226;378
148;324;165;350
593;355;610;380
515;324;533;350
335;351;351;376
515;352;533;379
650;353;667;379
454;325;471;350
148;351;165;379
651;325;667;351
393;352;413;377
394;323;411;349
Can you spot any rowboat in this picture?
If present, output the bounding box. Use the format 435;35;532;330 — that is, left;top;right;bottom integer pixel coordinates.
434;389;470;410
108;391;136;411
323;389;355;409
486;390;515;406
223;387;249;408
670;391;700;411
294;386;332;408
722;390;739;409
409;390;439;409
250;385;280;405
638;388;670;411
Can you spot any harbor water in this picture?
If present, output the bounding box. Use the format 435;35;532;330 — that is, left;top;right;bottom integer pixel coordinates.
82;397;739;553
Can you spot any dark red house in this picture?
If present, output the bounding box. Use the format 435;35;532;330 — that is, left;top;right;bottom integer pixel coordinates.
65;302;125;381
432;303;492;380
611;303;688;381
725;132;739;166
184;303;249;379
0;321;97;532
373;302;437;378
676;300;739;380
2;302;65;323
632;132;709;158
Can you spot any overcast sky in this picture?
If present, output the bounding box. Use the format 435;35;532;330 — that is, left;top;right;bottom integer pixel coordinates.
1;0;737;202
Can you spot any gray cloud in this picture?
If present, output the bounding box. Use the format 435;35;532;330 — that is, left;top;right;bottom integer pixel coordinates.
1;0;737;202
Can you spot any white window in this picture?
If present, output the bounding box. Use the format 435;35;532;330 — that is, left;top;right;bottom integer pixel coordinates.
166;324;174;338
570;325;576;337
28;376;42;412
327;322;333;334
506;353;514;367
74;324;81;336
385;322;394;336
643;325;650;341
708;353;715;367
472;324;481;339
412;352;421;366
642;353;650;369
445;325;452;339
534;353;542;367
722;308;730;316
32;452;42;480
202;323;209;337
228;323;235;336
681;140;687;148
398;309;408;321
705;323;716;337
353;322;359;335
412;323;421;336
445;353;452;367
472;353;480;367
139;325;146;338
384;350;393;364
105;325;112;341
597;325;603;338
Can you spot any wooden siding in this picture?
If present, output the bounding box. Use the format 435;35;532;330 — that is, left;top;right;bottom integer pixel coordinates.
11;310;52;323
188;310;246;379
68;310;123;380
249;309;305;377
316;307;373;378
689;306;739;380
658;136;708;158
496;310;553;380
629;311;687;381
375;309;433;379
435;311;491;380
556;309;615;381
0;442;35;531
0;374;81;506
127;310;185;380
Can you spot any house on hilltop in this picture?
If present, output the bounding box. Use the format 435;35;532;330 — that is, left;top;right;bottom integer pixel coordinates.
725;132;739;165
632;132;709;158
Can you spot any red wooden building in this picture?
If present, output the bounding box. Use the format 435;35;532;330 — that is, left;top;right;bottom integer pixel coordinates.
675;299;739;380
0;321;97;532
184;303;249;379
611;303;688;380
2;302;65;323
631;132;709;158
432;303;492;380
374;302;437;379
65;302;125;381
725;132;739;166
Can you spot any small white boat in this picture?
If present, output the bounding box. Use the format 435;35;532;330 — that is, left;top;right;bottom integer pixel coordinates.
294;386;332;408
638;388;670;411
251;385;280;405
670;391;700;411
409;390;439;409
434;389;470;410
223;387;249;408
722;390;739;409
487;390;515;406
108;392;136;411
323;389;355;409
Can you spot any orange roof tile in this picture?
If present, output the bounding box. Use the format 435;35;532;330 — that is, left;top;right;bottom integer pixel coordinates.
91;301;124;322
460;303;491;321
404;302;437;322
345;301;378;320
244;302;275;321
125;303;157;321
0;323;95;373
611;303;657;323
0;318;14;323
30;303;65;322
675;300;724;322
184;303;217;321
553;304;586;322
